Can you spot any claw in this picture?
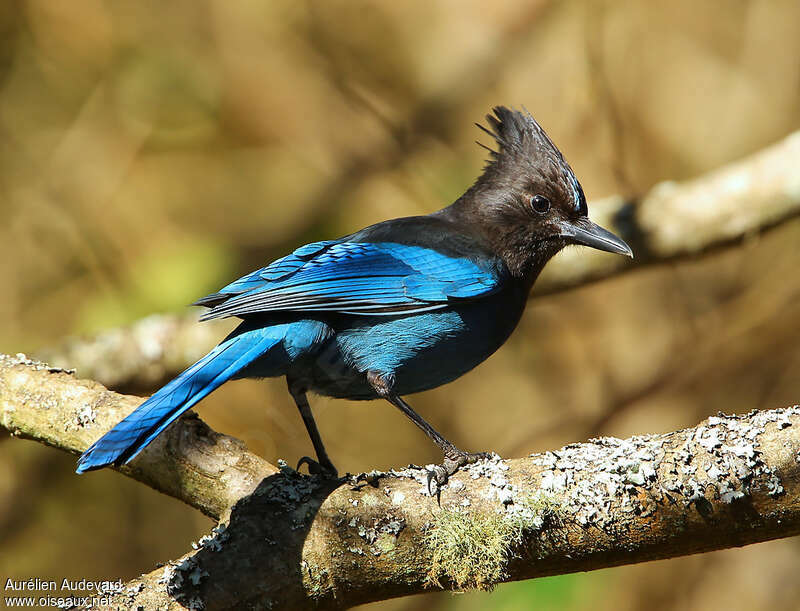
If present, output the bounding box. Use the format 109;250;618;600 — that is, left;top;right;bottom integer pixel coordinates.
296;456;339;479
296;455;317;473
425;450;491;496
426;465;448;497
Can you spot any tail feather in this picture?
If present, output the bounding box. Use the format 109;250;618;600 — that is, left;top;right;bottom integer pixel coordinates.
76;326;283;473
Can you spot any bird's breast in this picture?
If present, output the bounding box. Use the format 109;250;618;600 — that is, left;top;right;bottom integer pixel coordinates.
307;283;528;399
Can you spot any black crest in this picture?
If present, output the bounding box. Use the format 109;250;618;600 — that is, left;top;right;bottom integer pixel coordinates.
476;106;567;170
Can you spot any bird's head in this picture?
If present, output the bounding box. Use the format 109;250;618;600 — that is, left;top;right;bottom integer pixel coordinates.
452;106;632;280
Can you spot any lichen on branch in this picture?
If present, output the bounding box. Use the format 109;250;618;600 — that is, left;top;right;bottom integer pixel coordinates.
3;351;800;609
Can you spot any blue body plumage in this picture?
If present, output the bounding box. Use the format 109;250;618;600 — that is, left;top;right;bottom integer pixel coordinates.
76;107;632;482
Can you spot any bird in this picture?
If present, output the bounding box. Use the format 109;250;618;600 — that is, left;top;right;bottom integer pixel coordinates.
76;106;632;487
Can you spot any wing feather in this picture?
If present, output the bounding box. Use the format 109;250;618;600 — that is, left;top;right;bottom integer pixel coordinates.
197;241;503;320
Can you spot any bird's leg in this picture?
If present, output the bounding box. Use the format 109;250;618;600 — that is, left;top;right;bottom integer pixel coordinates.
287;379;338;478
387;393;490;487
367;371;489;492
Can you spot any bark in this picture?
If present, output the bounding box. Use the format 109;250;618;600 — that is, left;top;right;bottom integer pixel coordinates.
2;353;800;609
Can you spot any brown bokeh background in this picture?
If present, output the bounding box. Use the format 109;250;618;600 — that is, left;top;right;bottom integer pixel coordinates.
2;1;800;609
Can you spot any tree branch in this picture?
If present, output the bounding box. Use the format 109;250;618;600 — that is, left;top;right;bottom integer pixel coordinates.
536;128;800;292
0;354;275;520
3;353;800;609
37;129;800;390
36;315;231;394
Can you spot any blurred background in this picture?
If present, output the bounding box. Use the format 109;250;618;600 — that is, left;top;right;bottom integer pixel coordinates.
2;1;800;609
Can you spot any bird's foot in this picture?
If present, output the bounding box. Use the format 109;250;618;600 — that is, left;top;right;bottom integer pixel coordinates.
296;456;339;479
426;450;492;496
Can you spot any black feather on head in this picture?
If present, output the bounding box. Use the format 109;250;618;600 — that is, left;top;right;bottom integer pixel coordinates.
448;106;590;276
441;106;626;281
476;106;566;170
470;106;584;217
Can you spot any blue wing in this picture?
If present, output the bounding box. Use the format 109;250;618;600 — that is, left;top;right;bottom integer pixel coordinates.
193;240;338;307
197;241;505;320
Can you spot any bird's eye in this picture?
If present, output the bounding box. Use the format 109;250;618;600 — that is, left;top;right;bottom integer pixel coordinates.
530;195;550;214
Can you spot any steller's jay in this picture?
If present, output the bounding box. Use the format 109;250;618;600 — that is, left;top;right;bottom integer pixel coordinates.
76;107;632;487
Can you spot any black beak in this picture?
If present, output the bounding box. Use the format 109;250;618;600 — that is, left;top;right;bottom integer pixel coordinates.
560;218;633;257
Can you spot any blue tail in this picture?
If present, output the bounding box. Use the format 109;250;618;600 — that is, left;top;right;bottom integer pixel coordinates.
76;325;285;473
